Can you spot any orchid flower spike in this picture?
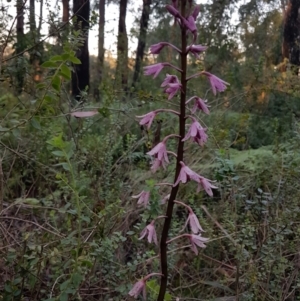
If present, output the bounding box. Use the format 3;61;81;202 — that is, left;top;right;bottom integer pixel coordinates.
132;191;150;208
139;220;158;245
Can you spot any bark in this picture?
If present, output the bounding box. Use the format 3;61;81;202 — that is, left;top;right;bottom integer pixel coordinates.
62;0;70;23
16;0;25;94
72;0;90;101
132;0;152;89
115;0;128;91
282;0;300;69
95;0;105;100
29;0;41;81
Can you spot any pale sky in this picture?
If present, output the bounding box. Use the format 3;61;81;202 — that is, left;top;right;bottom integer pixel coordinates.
5;0;208;57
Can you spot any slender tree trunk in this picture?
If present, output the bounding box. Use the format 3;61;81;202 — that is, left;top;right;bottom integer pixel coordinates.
282;0;300;71
132;0;152;89
95;0;105;101
16;0;25;94
115;0;128;92
62;0;70;23
29;0;41;82
72;0;90;101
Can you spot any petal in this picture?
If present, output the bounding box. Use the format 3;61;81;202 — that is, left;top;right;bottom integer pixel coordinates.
71;111;99;118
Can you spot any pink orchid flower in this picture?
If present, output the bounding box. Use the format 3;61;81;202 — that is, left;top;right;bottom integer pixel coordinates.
137;111;157;129
186;210;204;233
174;161;202;186
202;71;230;95
186;96;210;114
182;119;208;146
188;44;208;59
129;280;146;299
191;5;200;20
161;73;179;87
197;176;218;197
150;158;166;173
164;82;182;100
144;63;166;78
139;220;158;245
129;273;163;299
150;42;166;54
147;141;169;164
132;191;150;208
166;4;180;18
189;234;209;255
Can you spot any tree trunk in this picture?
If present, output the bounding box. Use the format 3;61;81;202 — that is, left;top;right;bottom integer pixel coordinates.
132;0;152;89
29;0;42;82
115;0;128;92
282;0;300;71
98;0;105;82
72;0;90;101
62;0;70;23
16;0;25;94
95;0;105;101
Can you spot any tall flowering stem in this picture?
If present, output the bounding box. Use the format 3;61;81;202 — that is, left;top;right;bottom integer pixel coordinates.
157;1;187;299
129;0;229;300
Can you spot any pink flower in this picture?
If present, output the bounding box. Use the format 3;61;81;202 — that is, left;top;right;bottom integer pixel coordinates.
166;4;181;18
147;142;169;164
197;176;218;197
189;234;209;255
137;111;157;129
203;72;230;95
186;96;210;114
129;273;163;299
191;5;200;20
192;97;210;114
186;211;204;233
188;44;208;59
139;220;158;245
184;16;197;33
150;158;166;173
161;74;181;100
132;191;150;208
182;119;208;146
150;42;166;54
144;63;166;78
161;74;179;87
129;280;146;299
174;161;202;186
164;82;182;100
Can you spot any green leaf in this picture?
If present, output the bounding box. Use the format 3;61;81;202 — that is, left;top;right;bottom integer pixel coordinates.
52;150;65;157
50;55;63;62
71;272;83;287
42;61;58;68
69;56;81;64
15;198;40;205
60;64;72;80
51;75;61;91
31;117;41;130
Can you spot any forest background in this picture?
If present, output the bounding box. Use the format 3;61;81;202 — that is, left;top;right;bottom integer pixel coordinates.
1;0;300;300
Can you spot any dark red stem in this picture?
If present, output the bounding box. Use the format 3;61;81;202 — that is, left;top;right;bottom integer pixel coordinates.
157;1;187;300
